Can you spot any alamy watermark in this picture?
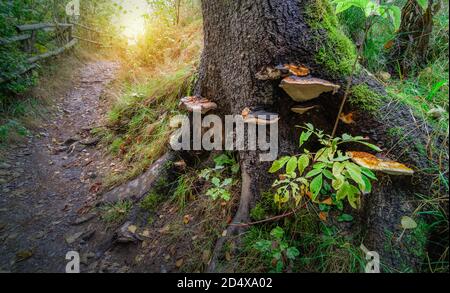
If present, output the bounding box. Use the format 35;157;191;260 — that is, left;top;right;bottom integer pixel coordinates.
65;251;80;273
360;244;380;273
169;111;279;162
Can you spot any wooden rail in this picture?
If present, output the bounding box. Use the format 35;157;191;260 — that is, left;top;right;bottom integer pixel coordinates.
0;21;110;85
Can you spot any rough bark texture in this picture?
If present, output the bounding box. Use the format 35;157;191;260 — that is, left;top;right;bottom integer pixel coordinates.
196;0;437;272
389;0;438;75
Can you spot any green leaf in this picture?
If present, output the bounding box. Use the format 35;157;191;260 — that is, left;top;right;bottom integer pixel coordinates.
332;176;345;190
416;0;428;11
361;167;377;180
336;182;348;201
347;184;361;209
286;247;300;260
332;162;345;177
322;169;335;180
305;168;322;178
222;178;233;187
427;80;447;101
361;175;372;193
269;156;290;173
286;157;298;174
214;153;234;167
345;162;365;188
211;177;221;187
297;154;310;175
338;214;354;222
389;5;401;30
310;174;323;200
401;216;418;229
254;240;272;252
270;226;285;240
299;131;312;147
356;141;382;152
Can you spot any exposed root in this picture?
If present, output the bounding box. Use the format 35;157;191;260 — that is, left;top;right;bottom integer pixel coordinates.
206;162;253;272
99;152;177;205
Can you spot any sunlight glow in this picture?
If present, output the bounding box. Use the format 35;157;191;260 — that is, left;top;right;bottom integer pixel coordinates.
114;0;150;45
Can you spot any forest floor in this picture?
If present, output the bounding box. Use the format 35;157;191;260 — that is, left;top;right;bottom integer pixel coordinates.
0;61;126;272
0;59;239;273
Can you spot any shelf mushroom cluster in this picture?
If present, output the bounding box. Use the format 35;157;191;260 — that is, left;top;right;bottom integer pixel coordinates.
347;151;414;176
179;96;217;114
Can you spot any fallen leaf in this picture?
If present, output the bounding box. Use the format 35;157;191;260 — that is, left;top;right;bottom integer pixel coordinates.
89;182;102;193
158;225;170;234
384;40;394;49
176;258;184;268
319;212;328;221
16;250;33;262
222;230;227;237
65;232;84;244
226;216;232;224
225;252;232;262
339;112;355;124
141;230;150;237
127;225;138;234
401;216;417;229
202;250;211;264
321;198;333;205
183;215;191;225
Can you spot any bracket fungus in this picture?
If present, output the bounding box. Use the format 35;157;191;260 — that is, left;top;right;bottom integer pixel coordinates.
291;105;317;114
256;64;310;80
347;151;414;176
280;76;341;102
241;107;280;125
180;96;217;114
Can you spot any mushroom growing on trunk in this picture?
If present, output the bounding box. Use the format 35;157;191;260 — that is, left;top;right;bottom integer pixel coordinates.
280;76;341;102
347;151;414;175
242;107;280;125
180;96;217;114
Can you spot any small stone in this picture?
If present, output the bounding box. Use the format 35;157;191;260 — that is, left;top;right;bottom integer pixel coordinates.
65;231;84;244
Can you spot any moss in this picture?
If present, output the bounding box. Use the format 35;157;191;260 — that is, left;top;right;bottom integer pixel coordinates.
387;126;405;139
100;200;133;223
140;192;163;212
305;0;357;76
349;84;384;112
250;203;267;221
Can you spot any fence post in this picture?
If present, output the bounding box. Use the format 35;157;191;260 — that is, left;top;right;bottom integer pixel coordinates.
25;30;37;53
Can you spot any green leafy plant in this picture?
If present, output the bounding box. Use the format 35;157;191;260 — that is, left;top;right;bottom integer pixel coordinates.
206;177;233;201
200;152;239;202
330;0;402;136
269;123;379;209
254;226;300;273
100;200;133;223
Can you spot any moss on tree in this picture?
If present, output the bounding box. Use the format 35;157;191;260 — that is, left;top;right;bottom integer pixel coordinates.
305;0;357;76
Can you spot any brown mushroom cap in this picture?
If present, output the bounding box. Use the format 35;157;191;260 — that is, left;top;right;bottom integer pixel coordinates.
180;96;217;114
347;151;414;176
291;105;317;114
242;107;280;125
280;76;340;102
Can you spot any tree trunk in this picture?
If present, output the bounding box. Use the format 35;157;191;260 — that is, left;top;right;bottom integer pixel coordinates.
197;0;435;272
389;0;439;76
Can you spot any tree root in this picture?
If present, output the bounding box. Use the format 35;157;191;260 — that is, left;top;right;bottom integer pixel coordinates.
206;162;253;272
99;151;177;205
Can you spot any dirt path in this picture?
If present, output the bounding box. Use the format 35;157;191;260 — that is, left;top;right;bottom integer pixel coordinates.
0;61;120;272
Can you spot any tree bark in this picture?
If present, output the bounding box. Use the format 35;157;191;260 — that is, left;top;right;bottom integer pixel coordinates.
197;0;436;272
389;0;439;76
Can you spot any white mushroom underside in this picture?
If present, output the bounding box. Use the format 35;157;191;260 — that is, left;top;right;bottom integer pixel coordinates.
280;83;338;102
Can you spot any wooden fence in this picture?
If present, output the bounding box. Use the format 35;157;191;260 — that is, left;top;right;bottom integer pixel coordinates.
0;22;111;84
